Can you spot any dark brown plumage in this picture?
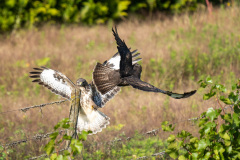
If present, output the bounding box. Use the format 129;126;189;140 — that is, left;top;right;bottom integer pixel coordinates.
93;63;121;94
93;26;197;99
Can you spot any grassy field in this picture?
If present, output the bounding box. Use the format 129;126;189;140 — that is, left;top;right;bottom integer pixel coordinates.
0;7;240;159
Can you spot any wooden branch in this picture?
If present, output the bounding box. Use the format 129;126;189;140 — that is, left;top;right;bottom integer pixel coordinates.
65;89;81;158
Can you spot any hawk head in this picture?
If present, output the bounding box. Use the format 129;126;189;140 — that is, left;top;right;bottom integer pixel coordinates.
76;78;90;89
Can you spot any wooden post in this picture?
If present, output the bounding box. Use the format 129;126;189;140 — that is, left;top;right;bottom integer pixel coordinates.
65;89;81;154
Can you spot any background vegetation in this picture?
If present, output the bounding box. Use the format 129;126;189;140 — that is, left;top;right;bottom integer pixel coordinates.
164;79;240;159
0;0;238;32
0;4;239;160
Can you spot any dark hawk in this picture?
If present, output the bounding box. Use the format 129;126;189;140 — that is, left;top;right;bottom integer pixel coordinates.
93;26;196;99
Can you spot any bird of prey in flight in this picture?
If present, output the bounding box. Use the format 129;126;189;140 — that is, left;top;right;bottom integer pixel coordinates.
93;26;196;99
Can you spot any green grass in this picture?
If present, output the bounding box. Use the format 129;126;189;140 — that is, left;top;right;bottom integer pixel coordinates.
82;133;168;160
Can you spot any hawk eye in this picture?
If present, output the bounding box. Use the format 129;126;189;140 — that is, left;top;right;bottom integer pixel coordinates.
77;81;82;86
77;78;88;87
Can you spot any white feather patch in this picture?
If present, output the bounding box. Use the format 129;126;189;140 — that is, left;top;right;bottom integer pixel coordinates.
40;69;73;99
106;50;141;70
107;54;121;70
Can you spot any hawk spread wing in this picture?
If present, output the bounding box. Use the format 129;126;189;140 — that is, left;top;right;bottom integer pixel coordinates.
29;67;76;100
30;66;120;108
124;76;197;99
93;49;142;95
112;26;133;76
91;48;141;104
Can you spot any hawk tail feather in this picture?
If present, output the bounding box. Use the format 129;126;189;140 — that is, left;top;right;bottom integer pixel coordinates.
77;108;110;135
93;63;119;94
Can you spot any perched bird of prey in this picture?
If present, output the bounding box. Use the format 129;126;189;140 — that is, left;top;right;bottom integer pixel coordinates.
29;66;119;134
93;27;196;99
29;51;141;134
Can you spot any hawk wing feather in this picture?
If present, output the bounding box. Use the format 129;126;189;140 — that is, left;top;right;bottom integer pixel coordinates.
124;76;197;99
91;83;120;108
29;67;76;100
112;26;130;56
93;63;120;95
112;26;133;76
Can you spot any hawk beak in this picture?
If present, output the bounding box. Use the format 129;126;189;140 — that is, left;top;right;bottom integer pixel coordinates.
92;105;97;110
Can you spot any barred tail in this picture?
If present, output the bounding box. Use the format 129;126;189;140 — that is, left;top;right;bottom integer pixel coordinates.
77;107;110;135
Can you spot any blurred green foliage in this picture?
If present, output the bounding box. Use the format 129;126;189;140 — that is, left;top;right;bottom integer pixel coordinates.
163;78;240;159
0;146;13;160
0;0;233;32
45;118;91;160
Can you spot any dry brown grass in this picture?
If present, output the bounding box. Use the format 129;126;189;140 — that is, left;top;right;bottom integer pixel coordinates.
0;7;240;158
